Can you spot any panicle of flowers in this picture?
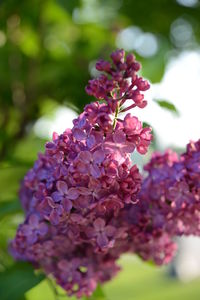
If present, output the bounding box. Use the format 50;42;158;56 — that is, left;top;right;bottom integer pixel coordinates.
10;48;200;297
126;140;200;265
10;49;152;298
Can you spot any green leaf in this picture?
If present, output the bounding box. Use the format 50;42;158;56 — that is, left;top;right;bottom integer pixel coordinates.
0;200;22;219
0;262;45;300
141;40;169;83
143;122;151;128
154;99;179;115
57;0;80;14
85;285;107;300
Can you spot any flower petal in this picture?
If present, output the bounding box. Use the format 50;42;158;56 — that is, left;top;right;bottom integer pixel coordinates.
73;128;86;141
56;181;68;195
67;188;79;200
113;130;126;144
93;150;105;164
62;198;73;212
105;225;116;237
49;210;60;225
97;233;109;248
94;218;105;230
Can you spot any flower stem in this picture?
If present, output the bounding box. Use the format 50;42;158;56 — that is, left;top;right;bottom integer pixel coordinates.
47;277;66;299
113;104;119;130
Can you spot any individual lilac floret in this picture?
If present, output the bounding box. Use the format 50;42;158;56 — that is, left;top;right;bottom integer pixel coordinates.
86;218;116;249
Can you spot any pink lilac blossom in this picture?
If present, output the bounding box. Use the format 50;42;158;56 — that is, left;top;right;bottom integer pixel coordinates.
10;49;200;298
11;49;151;298
127;140;200;265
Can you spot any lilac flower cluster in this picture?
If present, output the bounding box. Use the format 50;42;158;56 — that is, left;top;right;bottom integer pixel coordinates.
11;49;200;297
11;50;152;297
127;140;200;265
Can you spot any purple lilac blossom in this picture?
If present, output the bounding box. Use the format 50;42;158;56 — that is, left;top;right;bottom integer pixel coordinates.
11;49;151;297
127;140;200;265
11;50;200;298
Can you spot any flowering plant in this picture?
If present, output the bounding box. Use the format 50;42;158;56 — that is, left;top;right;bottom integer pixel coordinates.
11;49;200;298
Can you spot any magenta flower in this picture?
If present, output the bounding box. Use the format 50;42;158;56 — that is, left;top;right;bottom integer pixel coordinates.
86;218;116;249
104;130;135;162
21;214;48;244
123;114;142;135
39;197;64;225
75;150;105;178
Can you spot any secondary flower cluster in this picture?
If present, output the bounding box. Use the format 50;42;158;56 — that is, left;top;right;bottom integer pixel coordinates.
11;50;152;298
127;140;200;265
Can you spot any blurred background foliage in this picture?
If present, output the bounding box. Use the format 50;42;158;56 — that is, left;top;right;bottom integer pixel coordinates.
0;0;200;299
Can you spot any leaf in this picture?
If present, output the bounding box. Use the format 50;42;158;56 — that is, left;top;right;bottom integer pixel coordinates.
141;40;169;83
143;122;151;128
0;262;45;300
154;99;179;115
0;165;27;202
85;285;107;300
0;200;22;219
56;0;80;14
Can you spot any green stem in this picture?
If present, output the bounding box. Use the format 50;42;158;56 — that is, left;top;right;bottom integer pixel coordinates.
47;277;65;300
113;104;119;130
